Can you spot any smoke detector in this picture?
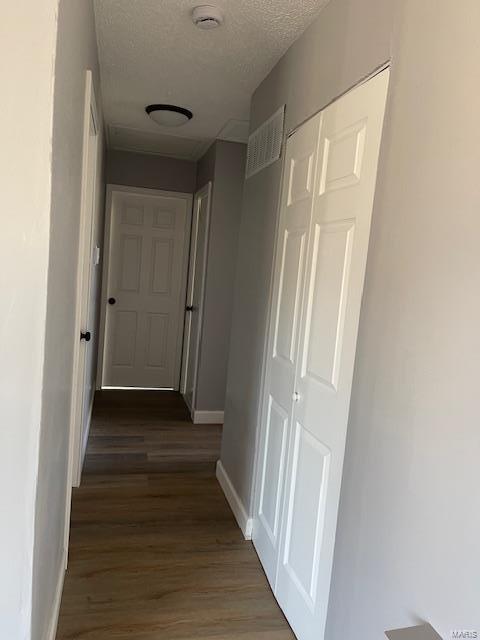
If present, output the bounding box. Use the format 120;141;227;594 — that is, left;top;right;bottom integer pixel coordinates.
192;5;224;29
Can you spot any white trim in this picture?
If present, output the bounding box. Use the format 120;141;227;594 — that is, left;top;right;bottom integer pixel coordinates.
74;392;95;488
192;410;224;424
180;182;212;409
216;460;253;540
65;70;99;557
43;551;66;640
97;184;193;390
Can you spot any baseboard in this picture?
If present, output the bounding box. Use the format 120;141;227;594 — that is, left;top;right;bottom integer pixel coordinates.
216;460;253;540
44;551;66;640
193;410;224;424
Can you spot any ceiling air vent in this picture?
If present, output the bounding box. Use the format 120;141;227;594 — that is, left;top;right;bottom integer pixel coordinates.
245;105;285;179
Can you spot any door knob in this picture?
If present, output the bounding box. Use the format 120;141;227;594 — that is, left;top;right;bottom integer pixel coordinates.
80;331;91;342
186;305;194;312
293;391;301;403
108;297;116;305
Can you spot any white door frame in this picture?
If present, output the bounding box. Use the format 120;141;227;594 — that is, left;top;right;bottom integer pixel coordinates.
97;184;193;390
180;181;212;413
64;70;100;556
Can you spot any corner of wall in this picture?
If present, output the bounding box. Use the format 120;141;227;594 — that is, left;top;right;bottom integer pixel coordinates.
216;460;253;539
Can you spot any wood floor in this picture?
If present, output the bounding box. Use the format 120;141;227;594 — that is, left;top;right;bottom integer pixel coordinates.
57;390;294;640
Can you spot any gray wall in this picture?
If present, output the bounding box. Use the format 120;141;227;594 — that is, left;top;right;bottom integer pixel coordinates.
221;0;395;509
0;3;58;638
221;0;480;637
327;2;480;637
106;149;196;193
196;142;216;191
32;1;105;638
195;141;247;411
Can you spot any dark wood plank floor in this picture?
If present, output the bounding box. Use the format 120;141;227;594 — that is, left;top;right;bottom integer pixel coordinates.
56;390;294;640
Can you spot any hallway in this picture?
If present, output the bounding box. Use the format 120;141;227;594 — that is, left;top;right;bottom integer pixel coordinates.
56;391;294;639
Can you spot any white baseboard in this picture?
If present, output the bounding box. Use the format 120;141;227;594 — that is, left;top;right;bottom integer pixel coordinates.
216;460;253;540
193;410;224;424
44;551;66;640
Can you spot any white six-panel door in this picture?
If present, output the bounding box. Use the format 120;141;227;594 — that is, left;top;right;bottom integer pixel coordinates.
101;187;192;389
253;69;390;640
253;112;322;583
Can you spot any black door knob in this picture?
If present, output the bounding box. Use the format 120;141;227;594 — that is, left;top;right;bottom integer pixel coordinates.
80;331;91;342
186;305;194;312
108;297;116;305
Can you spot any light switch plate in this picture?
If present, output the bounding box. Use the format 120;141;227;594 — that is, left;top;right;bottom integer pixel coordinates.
386;624;443;640
93;245;100;266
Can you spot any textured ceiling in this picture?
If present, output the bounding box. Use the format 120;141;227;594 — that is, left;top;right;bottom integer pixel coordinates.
94;0;329;159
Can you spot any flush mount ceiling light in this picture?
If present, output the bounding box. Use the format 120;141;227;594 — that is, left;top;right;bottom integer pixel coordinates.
192;5;224;29
145;104;193;127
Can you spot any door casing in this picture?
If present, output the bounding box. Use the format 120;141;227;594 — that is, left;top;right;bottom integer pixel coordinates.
65;69;100;558
180;182;212;415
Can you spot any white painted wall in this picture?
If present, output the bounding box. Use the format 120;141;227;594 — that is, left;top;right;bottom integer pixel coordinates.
0;3;59;638
221;0;480;636
32;1;104;638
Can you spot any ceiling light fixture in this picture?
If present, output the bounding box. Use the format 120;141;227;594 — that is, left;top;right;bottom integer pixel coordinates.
145;104;193;127
192;5;224;29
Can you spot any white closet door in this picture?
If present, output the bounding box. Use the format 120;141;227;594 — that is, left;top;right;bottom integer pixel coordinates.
275;69;390;640
252;112;322;585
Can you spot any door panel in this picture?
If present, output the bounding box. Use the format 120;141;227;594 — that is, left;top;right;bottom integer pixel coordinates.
102;189;191;389
112;311;137;367
258;397;289;544
252;111;323;585
319;119;367;194
118;234;142;292
150;239;174;295
145;313;168;367
181;183;212;411
275;69;390;640
274;230;306;363
301;221;355;389
282;423;330;610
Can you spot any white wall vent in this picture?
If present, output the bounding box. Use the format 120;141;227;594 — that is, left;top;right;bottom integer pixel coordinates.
245;105;285;179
